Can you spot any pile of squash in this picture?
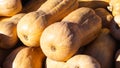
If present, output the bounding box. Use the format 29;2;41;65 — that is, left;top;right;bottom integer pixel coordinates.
0;0;120;68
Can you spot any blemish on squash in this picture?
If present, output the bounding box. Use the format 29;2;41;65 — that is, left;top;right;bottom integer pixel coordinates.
23;35;28;41
75;66;79;68
51;45;56;52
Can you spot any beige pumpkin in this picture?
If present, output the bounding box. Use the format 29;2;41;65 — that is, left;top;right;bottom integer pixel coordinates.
17;0;78;47
0;13;25;49
46;58;65;68
12;47;45;68
0;0;22;16
63;54;101;68
84;28;116;68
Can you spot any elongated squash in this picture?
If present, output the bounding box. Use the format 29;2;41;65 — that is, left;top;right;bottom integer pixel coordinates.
17;0;79;47
40;7;101;61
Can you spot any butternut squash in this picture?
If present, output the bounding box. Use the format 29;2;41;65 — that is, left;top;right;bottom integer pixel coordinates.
63;54;101;68
12;47;45;68
17;0;79;47
0;13;25;49
62;7;102;46
0;0;22;16
84;28;116;68
3;46;25;68
40;7;101;61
